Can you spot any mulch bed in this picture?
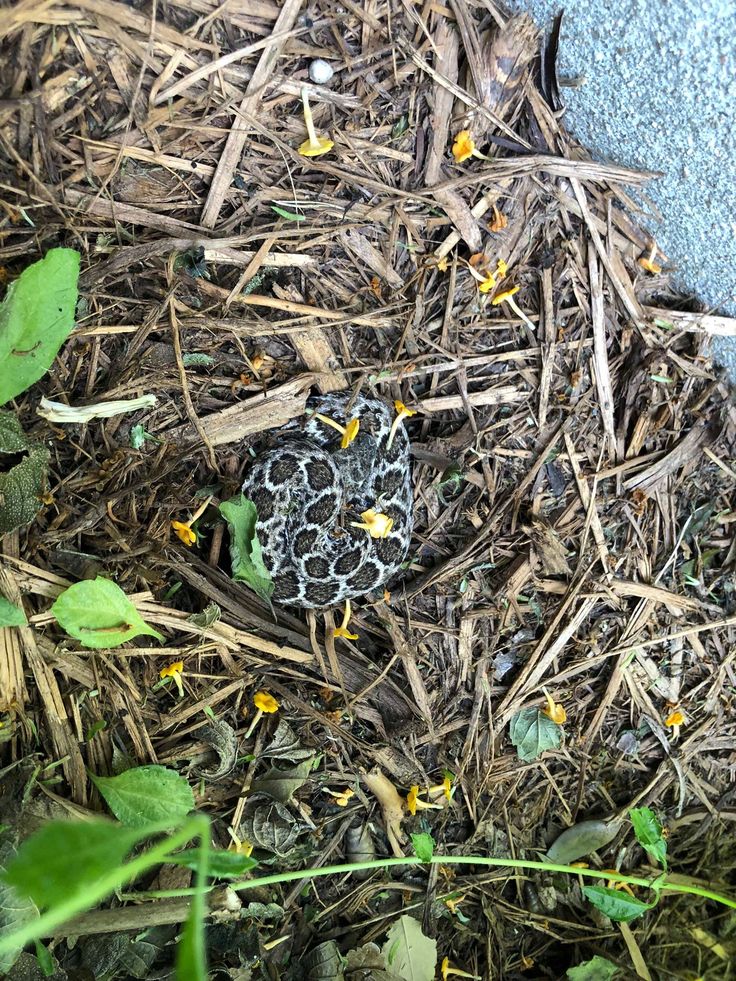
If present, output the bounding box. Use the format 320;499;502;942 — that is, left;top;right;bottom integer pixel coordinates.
1;0;735;977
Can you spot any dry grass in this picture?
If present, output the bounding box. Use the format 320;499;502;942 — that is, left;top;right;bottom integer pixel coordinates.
1;0;735;977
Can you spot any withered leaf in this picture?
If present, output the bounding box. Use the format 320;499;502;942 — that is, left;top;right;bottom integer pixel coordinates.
238;798;300;856
192;718;237;780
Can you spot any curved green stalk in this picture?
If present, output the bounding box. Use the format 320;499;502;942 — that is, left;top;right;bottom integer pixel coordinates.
230;855;736;910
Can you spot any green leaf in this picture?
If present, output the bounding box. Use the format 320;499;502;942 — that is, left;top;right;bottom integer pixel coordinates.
546;818;621;864
508;708;561;762
381;915;437;981
219;494;274;603
174;831;208;981
0;410;50;535
630;807;667;870
270;205;306;222
90;765;194;828
582;886;651;923
51;577;164;648
0;249;80;405
410;833;434;863
33;939;55;977
566;955;619;980
168;848;257;879
0;845;39;972
1;820;147;910
0;595;26;627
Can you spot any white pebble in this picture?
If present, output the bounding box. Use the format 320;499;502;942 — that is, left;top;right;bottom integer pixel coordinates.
309;59;334;85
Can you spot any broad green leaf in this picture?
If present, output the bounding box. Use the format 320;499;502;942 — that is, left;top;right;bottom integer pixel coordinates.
219;494;274;603
90;765;194;828
381;915;437;981
0;248;80;405
546;818;621;865
0;595;25;627
1;820;147;910
582;886;651;923
630;807;667;870
270;205;306;222
0;845;39;972
51;577;164;648
566;955;619;980
509;708;561;762
0;410;50;535
410;832;434;863
169;849;257;879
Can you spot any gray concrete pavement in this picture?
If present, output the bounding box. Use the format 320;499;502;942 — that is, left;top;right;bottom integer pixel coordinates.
508;0;736;375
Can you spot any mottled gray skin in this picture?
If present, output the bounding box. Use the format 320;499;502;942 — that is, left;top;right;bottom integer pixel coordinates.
508;0;736;377
241;394;413;608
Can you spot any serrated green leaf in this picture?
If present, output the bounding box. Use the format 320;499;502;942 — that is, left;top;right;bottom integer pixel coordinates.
509;708;561;762
219;494;274;603
381;915;437;981
630;807;667;870
582;886;651;923
0;248;80;405
0;410;50;535
566;955;619;980
90;765;194;828
410;832;434;863
0;595;26;627
51;577;164;648
1;820;147;911
546;818;621;864
0;845;39;973
168;848;257;878
270;205;306;222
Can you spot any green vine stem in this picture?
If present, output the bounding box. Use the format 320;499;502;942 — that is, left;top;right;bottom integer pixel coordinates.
230;855;736;909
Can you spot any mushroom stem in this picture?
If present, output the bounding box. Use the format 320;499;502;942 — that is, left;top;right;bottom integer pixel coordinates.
301;87;319;148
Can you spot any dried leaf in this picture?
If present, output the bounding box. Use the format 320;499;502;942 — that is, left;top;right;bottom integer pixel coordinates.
362;769;406;857
192;718;237;780
260;719;315;763
238;798;300;856
250;759;315;803
0;410;50;535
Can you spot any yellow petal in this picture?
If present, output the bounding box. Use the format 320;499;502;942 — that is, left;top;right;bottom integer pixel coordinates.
452;130;474;163
254;690;280;713
491;285;520;305
478;273;497;293
334;626;359;640
341;418;360;449
665;709;685;727
406;785;419;816
358;509;394;539
171;520;196;546
160;660;184;679
394;400;417;418
638;256;662;274
543;691;567;725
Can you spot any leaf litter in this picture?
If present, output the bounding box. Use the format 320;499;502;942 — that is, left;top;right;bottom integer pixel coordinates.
0;0;735;978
